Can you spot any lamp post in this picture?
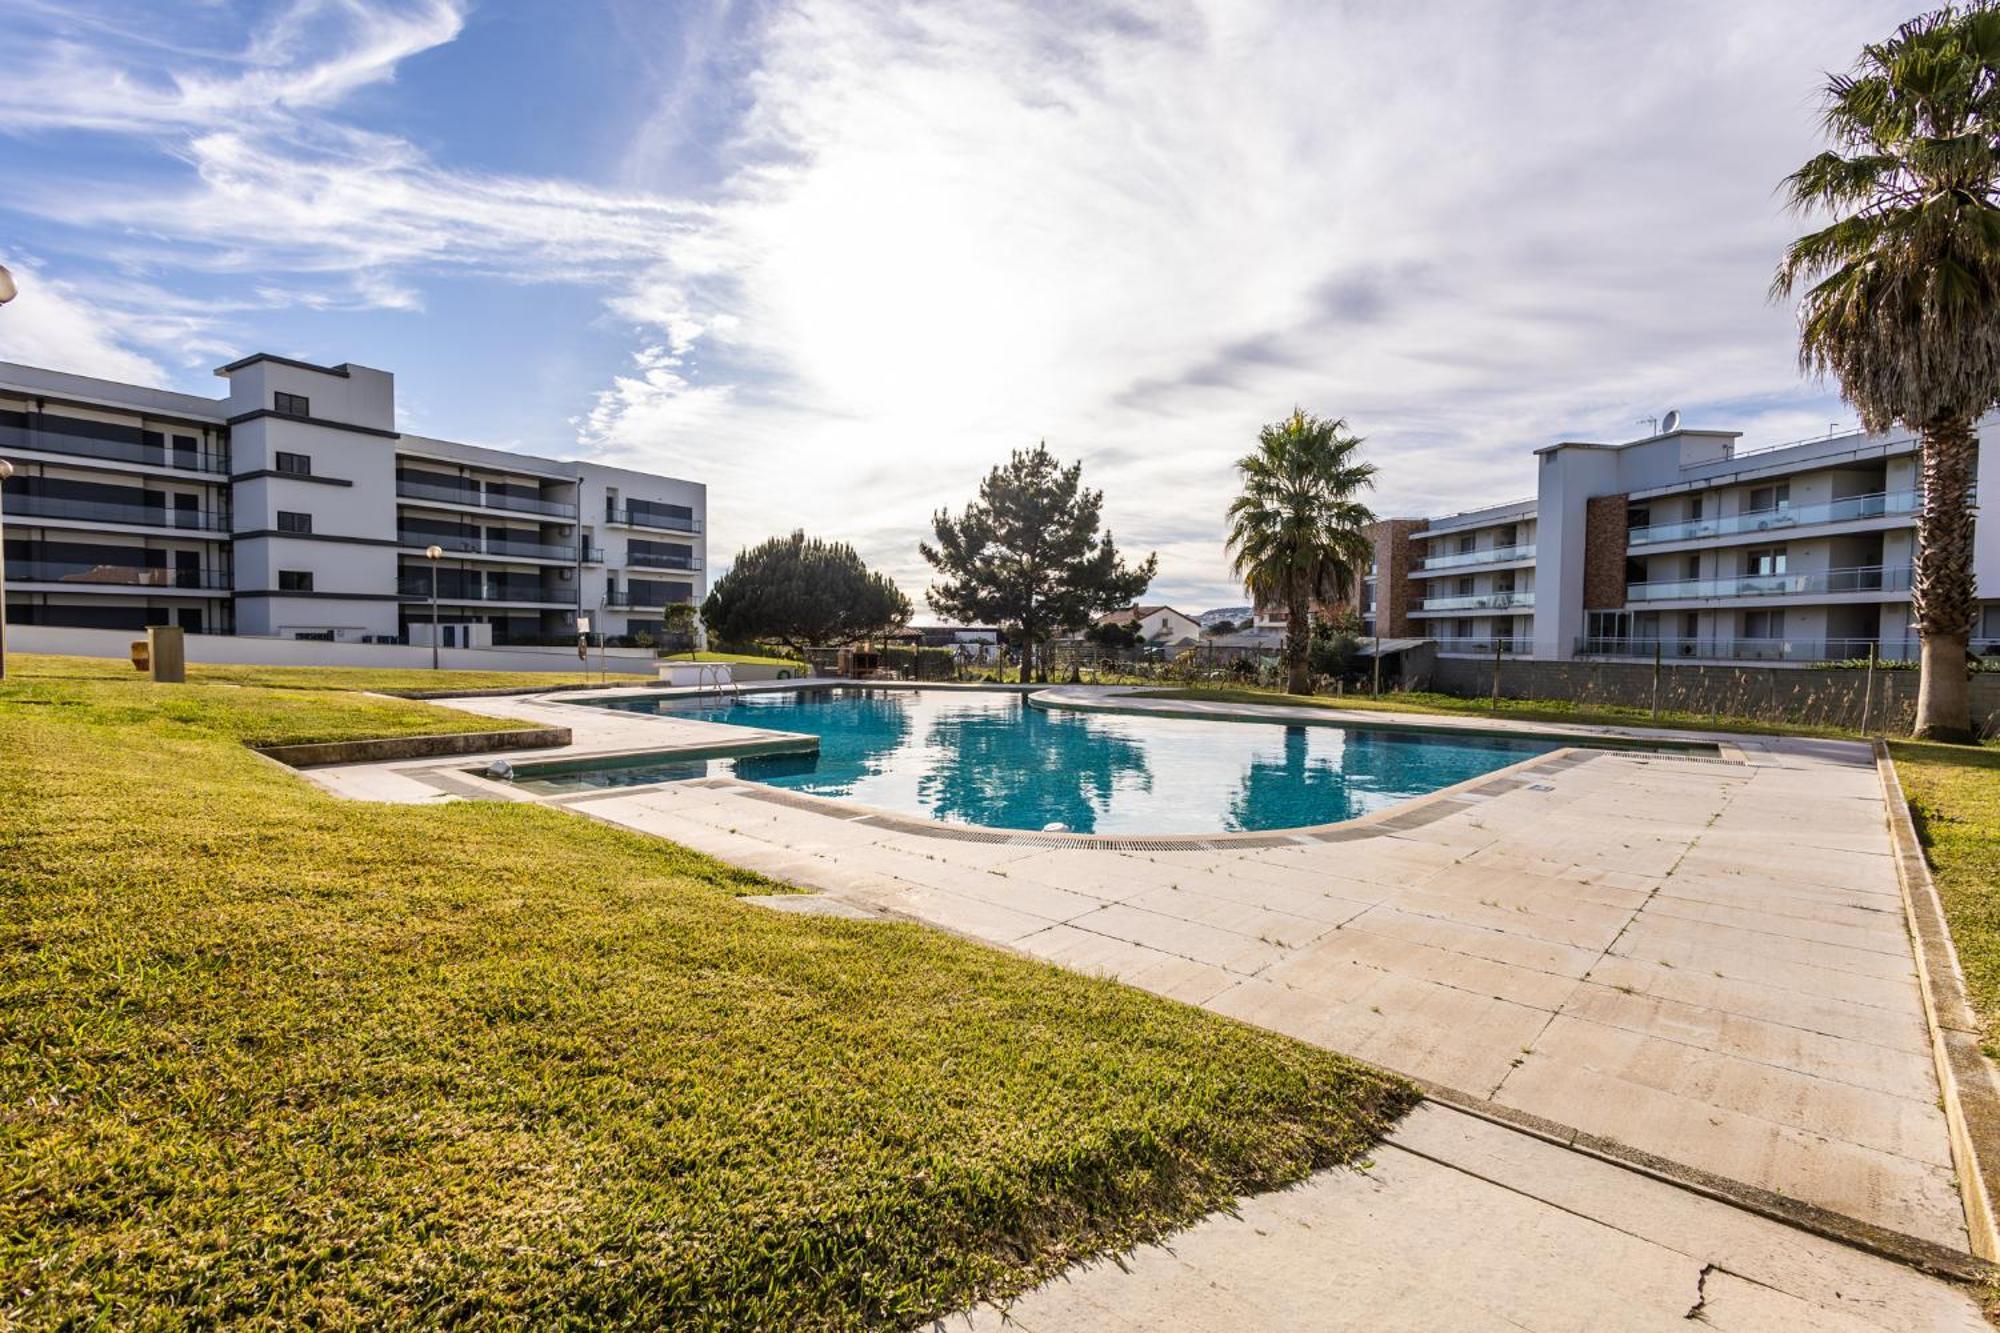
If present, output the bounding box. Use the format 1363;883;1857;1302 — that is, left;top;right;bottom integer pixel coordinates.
0;265;17;307
0;458;13;681
425;544;443;669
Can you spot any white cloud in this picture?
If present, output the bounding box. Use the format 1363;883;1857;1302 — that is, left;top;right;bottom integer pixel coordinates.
0;261;190;383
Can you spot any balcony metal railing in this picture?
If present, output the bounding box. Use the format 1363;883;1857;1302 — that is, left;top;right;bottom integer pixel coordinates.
2;491;231;531
397;531;579;561
1420;543;1535;572
606;504;701;533
625;551;703;572
1626;564;1911;602
1628;491;1918;546
5;559;231;591
1420;590;1535;612
0;421;229;474
396;479;578;519
1574;636;1920;662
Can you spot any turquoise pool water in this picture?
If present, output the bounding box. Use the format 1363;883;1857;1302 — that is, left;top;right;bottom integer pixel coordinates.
528;688;1561;836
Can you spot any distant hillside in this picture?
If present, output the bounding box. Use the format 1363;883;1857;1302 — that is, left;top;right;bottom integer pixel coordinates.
1197;606;1252;627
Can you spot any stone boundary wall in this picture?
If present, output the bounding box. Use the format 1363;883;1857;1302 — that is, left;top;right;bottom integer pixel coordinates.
1426;654;2000;735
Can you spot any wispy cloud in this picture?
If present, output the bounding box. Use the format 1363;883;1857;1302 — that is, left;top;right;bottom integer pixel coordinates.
0;0;1903;611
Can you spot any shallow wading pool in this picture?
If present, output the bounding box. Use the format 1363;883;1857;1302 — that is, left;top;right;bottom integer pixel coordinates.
508;688;1571;836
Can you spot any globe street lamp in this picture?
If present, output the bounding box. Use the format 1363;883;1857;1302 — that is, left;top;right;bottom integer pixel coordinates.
0;265;17;307
425;544;444;669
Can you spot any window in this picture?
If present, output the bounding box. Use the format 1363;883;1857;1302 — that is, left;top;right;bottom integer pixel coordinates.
1748;482;1791;513
274;391;310;418
1687;494;1705;520
275;451;311;476
1743;609;1783;640
1456;576;1474;596
1457;534;1476;553
276;510;312;534
1745;546;1788;576
1627;505;1651;529
1684;554;1701;580
278;570;314;592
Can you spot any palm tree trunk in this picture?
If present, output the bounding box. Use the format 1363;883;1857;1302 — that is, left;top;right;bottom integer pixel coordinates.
1285;587;1312;696
1912;415;1979;742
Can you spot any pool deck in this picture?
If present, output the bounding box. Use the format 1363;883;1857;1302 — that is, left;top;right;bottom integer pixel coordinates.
304;681;1994;1327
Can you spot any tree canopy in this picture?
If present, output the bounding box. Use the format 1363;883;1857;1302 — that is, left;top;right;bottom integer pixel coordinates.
701;531;910;652
921;444;1156;681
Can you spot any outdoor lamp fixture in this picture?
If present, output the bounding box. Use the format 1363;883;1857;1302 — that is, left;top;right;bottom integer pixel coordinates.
0;458;12;681
0;265;16;307
425;544;444;669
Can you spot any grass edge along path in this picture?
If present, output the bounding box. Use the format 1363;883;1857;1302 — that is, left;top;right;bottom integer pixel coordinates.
7;650;800;696
1893;740;2000;1058
0;674;1416;1328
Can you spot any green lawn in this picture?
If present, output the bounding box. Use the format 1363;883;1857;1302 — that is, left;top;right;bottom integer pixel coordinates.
1137;684;1855;740
0;674;1414;1327
1893;740;2000;1057
9;652;618;694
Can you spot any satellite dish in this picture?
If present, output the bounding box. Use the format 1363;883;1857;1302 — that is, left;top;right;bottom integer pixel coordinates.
1660;409;1681;433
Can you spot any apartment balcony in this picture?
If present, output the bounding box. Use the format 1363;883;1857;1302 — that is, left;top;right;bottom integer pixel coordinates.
1574;636;1917;663
625;551;703;572
397;531;579;562
0;420;229;475
396;478;578;519
605;504;702;534
2;492;231;532
1415;590;1535;613
5;559;231;592
1627;491;1917;547
1625;564;1911;603
1434;638;1529;656
1416;543;1535;573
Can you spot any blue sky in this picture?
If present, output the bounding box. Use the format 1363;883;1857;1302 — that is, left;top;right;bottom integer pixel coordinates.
0;0;1920;612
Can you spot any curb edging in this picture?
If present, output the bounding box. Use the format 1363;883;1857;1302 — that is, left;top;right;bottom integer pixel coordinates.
1877;739;2000;1264
256;726;571;768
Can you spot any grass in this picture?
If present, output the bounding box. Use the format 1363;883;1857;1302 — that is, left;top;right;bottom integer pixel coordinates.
1893;739;2000;1057
8;652;619;694
1136;683;1856;740
0;673;1414;1328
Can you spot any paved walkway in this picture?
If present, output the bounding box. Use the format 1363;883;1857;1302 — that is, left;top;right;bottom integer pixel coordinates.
951;1104;1986;1332
309;684;1991;1325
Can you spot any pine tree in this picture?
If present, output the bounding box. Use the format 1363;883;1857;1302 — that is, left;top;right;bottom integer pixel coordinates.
921;444;1156;682
701;531;910;653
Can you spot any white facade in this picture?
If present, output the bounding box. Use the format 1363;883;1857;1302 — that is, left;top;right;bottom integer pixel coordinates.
0;356;705;644
1101;605;1203;645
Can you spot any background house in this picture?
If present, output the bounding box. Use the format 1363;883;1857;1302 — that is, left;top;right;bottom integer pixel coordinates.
1097;604;1202;647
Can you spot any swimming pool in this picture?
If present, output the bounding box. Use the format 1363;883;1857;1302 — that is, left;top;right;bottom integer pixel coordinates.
523;688;1564;836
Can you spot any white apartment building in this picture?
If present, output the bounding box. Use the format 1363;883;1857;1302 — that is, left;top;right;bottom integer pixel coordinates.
1378;416;2000;662
0;355;705;645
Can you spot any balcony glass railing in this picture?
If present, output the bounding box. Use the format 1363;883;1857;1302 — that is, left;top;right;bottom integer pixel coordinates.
1434;638;1528;655
1628;491;1916;545
605;588;694;609
5;559;230;590
1626;564;1910;601
2;492;231;531
1420;590;1535;612
396;575;571;604
0;421;228;474
396;479;578;518
1574;636;1918;662
1420;543;1535;571
606;505;702;533
626;551;702;571
397;531;578;561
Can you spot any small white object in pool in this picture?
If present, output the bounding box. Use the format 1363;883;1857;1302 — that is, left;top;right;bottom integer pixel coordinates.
1042;821;1068;833
486;759;515;781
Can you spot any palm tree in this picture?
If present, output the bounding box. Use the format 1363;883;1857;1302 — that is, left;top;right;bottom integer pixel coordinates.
1226;410;1377;695
1774;5;2000;742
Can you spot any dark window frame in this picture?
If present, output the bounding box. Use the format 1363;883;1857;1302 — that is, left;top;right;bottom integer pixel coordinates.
274;392;311;418
276;510;312;534
275;451;312;476
278;569;315;592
